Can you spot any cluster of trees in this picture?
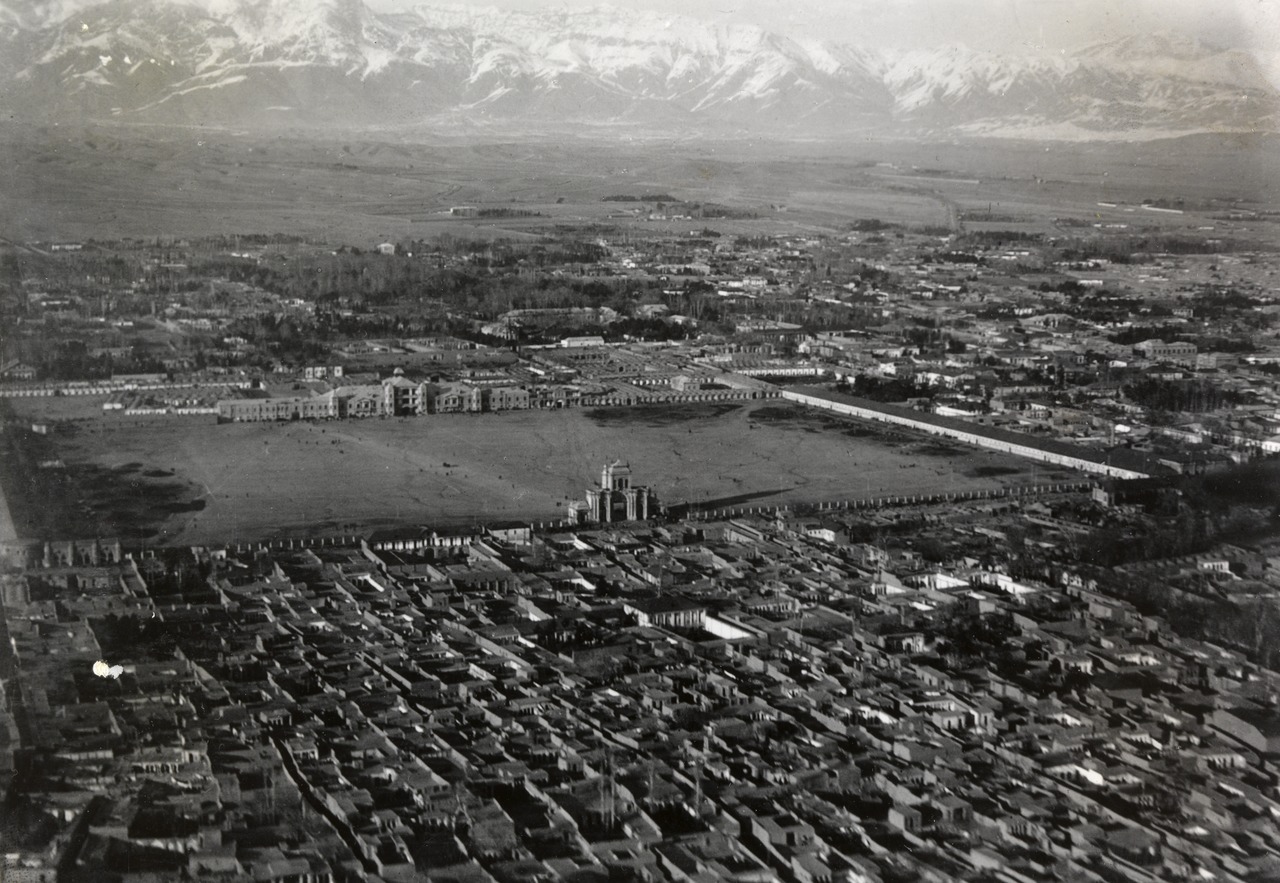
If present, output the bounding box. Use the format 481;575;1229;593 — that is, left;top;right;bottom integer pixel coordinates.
957;230;1044;246
900;325;966;354
1107;325;1184;345
204;233;306;248
1054;238;1141;264
1071;468;1279;572
1123;378;1243;413
20;341;145;381
1129;234;1251;255
1170;595;1280;669
998;470;1280;668
90;614;183;661
604;316;695;343
1;252;142;307
209;238;613;305
1195;288;1259;311
475;208;541;219
1041;279;1102;296
935;607;1034;682
141;551;215;599
602;194;677;202
698;203;759;220
840;375;934;403
1097;570;1280;670
224;313;329;363
933;251;982;265
1073;510;1215;568
847;218;897;232
746;299;879;333
1188;459;1280;510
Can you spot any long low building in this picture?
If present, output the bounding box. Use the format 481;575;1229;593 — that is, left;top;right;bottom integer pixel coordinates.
218;379;538;422
218;394;338;422
782;386;1150;479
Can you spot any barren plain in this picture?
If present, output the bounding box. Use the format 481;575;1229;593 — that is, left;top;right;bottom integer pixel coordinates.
0;399;1074;545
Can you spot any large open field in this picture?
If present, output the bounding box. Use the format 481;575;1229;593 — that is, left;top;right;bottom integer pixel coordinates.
2;127;1277;242
0;400;1078;546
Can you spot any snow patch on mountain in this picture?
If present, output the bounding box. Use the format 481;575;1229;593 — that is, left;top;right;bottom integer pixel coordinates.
0;0;1274;137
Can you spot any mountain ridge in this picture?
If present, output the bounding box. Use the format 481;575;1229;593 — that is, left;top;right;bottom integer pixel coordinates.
1;0;1275;139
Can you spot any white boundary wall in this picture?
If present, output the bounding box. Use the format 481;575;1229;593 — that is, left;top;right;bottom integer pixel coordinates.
782;390;1148;479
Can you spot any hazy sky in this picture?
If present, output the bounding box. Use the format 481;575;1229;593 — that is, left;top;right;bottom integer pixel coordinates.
370;0;1280;54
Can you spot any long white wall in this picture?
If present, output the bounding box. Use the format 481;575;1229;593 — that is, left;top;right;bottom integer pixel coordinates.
782;390;1149;480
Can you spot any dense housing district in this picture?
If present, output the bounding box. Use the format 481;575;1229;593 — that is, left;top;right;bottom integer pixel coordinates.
3;192;1280;883
2;507;1280;883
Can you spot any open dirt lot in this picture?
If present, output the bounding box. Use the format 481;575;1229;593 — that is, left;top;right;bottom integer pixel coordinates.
2;399;1077;545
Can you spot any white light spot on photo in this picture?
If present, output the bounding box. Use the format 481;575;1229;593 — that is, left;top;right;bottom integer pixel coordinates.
92;660;124;679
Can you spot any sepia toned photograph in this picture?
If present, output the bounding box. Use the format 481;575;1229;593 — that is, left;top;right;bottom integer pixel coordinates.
1;0;1279;880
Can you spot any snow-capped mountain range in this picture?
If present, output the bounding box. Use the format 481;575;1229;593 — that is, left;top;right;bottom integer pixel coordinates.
1;0;1275;138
